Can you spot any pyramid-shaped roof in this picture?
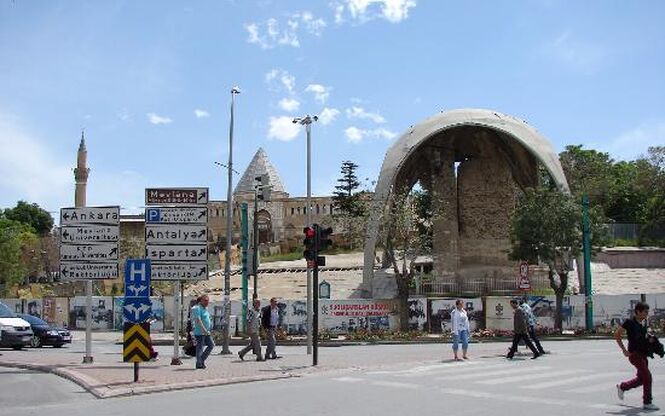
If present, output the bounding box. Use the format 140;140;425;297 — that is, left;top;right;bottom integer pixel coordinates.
234;148;288;195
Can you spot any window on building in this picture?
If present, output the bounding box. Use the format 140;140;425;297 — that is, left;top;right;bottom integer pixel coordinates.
291;207;295;216
316;204;320;214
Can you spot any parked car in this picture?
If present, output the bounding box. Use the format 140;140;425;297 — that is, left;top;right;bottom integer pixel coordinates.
18;314;71;348
0;302;33;350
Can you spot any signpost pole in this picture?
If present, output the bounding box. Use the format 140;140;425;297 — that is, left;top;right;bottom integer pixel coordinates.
241;203;249;331
84;280;93;363
306;121;312;355
582;195;593;331
134;362;139;383
171;280;182;365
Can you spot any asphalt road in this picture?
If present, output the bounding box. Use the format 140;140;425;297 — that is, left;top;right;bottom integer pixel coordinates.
3;340;665;416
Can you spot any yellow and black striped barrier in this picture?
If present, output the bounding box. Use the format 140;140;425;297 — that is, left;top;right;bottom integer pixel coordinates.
123;322;151;363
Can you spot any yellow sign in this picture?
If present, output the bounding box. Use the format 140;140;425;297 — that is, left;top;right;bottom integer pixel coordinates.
123;322;151;363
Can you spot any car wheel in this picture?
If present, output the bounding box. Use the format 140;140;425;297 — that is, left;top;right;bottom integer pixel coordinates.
30;335;42;348
53;343;63;348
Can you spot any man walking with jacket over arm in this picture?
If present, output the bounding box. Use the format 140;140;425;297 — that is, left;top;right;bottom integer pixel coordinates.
507;298;540;360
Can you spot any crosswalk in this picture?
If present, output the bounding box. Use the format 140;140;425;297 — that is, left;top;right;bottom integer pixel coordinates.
331;357;665;412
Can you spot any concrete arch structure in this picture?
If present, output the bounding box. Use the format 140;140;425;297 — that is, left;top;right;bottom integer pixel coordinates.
362;108;569;292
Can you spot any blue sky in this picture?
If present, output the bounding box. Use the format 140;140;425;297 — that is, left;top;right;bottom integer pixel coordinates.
1;0;664;217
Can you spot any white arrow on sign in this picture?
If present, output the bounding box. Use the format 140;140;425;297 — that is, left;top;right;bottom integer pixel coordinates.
126;284;148;297
60;206;120;226
124;303;151;321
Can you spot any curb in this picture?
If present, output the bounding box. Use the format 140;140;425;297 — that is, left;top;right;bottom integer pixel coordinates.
0;360;298;399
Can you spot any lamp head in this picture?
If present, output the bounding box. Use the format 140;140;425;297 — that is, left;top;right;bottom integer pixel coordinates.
231;86;241;94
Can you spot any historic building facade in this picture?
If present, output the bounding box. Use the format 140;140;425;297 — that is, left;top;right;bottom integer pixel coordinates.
207;148;335;252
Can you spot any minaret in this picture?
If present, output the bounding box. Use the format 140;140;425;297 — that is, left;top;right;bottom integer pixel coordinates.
74;131;90;208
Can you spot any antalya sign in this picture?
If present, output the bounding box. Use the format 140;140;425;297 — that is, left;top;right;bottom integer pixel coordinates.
145;224;207;244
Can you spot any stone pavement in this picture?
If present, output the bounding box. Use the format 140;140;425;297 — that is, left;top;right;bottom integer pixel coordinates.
0;331;511;399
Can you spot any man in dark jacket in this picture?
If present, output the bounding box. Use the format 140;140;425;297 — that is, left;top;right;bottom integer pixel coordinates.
506;299;540;360
261;297;280;359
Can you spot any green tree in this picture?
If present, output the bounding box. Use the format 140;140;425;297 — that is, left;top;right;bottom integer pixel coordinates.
3;201;54;236
639;146;665;243
510;187;609;330
382;191;431;331
332;161;363;216
0;218;38;293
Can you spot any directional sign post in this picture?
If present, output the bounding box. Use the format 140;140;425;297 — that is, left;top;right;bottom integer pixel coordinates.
145;187;209;366
59;205;120;365
123;322;152;382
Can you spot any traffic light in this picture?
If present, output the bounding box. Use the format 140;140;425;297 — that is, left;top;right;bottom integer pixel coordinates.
303;226;316;261
316;226;333;252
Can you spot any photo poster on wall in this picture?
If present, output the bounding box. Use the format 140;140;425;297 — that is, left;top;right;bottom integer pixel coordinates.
430;298;483;333
0;298;24;315
71;296;113;330
42;297;69;327
318;299;399;334
408;298;428;331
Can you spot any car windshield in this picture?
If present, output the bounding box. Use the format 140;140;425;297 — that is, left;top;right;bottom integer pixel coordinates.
20;314;48;326
0;303;17;318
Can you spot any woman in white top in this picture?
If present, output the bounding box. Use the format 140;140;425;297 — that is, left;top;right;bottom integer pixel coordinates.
450;299;470;360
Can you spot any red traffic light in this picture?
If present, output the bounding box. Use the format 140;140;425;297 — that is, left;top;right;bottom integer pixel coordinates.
303;227;315;238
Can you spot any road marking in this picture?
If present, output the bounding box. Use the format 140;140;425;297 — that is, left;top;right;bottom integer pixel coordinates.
370;381;420;389
367;360;482;376
399;362;513;378
332;377;365;383
478;369;587;385
525;372;625;390
436;366;552;381
440;387;621;411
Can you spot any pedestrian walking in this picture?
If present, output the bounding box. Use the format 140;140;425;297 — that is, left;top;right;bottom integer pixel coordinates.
506;298;540;360
192;295;214;369
520;297;546;355
615;301;658;410
261;297;280;359
238;298;263;361
450;299;470;361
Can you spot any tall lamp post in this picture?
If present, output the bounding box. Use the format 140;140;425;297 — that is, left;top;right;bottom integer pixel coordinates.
293;114;318;354
221;86;240;355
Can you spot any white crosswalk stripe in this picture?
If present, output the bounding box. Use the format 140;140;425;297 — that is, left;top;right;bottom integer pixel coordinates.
399;362;514;378
478;369;587;385
526;372;625;390
435;366;552;381
366;360;483;376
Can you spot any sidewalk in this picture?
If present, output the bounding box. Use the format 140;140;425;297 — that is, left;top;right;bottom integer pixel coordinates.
0;332;513;399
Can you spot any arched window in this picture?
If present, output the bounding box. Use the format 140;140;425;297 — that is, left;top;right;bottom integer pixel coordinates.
316;204;320;214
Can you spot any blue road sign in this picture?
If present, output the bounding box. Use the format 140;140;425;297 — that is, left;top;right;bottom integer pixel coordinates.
146;208;161;223
123;298;152;323
124;259;151;296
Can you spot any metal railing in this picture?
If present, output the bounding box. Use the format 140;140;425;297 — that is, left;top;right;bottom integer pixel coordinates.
413;274;550;297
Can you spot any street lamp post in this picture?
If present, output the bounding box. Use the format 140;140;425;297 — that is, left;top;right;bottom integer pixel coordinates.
221;86;240;355
293;114;318;355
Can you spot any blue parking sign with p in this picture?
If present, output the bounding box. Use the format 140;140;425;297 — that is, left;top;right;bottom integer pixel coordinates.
146;208;161;223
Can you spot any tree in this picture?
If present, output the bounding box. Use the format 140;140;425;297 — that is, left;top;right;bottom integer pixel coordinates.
332;161;363;217
332;161;368;249
639;146;665;243
0;218;38;294
382;191;431;332
510;187;609;330
3;201;54;236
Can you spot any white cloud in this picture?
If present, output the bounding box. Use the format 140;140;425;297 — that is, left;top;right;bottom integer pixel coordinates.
333;0;416;24
194;109;210;119
268;116;301;141
245;12;327;49
0;116;71;212
319;107;341;125
344;126;397;143
278;98;300;112
596;121;665;161
305;84;330;104
265;69;296;94
543;30;606;74
147;112;172;125
117;108;130;121
346;106;385;123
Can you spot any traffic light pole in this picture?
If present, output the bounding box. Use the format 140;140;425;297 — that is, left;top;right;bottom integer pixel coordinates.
312;259;319;366
582;195;593;331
